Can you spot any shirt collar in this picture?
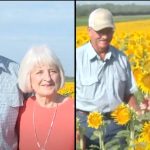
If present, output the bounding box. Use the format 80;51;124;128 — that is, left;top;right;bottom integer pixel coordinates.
87;42;117;61
87;42;98;60
0;56;12;73
0;57;7;71
0;63;6;70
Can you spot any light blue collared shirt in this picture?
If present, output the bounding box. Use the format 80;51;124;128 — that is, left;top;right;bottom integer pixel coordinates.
76;42;137;113
0;55;23;150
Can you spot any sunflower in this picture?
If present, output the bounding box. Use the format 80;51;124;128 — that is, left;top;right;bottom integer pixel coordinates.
143;59;150;73
76;26;89;48
138;72;150;95
140;121;150;144
76;36;85;48
132;66;142;83
135;137;150;150
124;44;135;56
133;137;146;150
111;103;131;125
134;45;145;59
87;112;103;129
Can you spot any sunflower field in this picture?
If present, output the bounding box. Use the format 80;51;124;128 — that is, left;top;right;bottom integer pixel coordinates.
58;81;74;98
76;19;150;149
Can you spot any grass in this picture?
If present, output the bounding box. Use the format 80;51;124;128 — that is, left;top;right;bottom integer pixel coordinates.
76;14;150;26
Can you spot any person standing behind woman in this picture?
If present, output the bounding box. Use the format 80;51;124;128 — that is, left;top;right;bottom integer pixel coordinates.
0;55;23;150
17;46;74;150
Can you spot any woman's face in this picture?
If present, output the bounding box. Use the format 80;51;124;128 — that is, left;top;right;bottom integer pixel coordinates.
30;65;60;97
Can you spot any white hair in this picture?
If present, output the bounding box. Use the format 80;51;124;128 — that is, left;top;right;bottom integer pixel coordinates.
18;45;65;93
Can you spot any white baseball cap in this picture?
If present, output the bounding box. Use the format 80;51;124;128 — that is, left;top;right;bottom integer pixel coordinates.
88;8;115;31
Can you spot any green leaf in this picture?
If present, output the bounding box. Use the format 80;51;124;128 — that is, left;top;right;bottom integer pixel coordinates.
90;129;100;140
105;138;119;146
90;134;99;140
134;124;142;132
115;130;130;138
80;126;86;132
89;144;100;150
108;145;121;150
138;112;150;121
105;139;121;150
93;130;101;137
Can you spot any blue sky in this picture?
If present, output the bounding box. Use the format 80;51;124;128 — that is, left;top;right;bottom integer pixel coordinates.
0;1;74;77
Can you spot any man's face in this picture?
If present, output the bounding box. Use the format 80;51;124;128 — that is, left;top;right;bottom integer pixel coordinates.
88;27;114;52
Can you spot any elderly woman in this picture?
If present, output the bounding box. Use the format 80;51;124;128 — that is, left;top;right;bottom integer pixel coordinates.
17;46;74;150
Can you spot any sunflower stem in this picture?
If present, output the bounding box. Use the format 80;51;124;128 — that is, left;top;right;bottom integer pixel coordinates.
79;136;84;150
79;130;84;150
129;120;135;150
99;129;105;150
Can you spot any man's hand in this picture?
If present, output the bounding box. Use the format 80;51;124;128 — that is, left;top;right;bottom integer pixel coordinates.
140;97;150;113
126;94;142;115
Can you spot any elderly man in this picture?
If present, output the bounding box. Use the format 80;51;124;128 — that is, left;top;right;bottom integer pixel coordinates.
76;8;141;148
0;55;23;150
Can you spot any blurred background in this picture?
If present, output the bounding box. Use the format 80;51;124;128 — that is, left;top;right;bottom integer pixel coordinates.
76;1;150;25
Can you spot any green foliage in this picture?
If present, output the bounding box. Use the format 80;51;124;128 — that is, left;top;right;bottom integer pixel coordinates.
134;89;145;104
62;91;74;97
65;76;74;82
89;145;100;150
105;142;122;150
138;112;150;121
90;130;100;140
115;130;130;139
76;4;150;17
76;15;150;26
105;130;129;149
76;117;80;130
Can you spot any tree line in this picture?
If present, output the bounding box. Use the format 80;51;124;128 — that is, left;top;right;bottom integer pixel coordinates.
76;4;150;16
